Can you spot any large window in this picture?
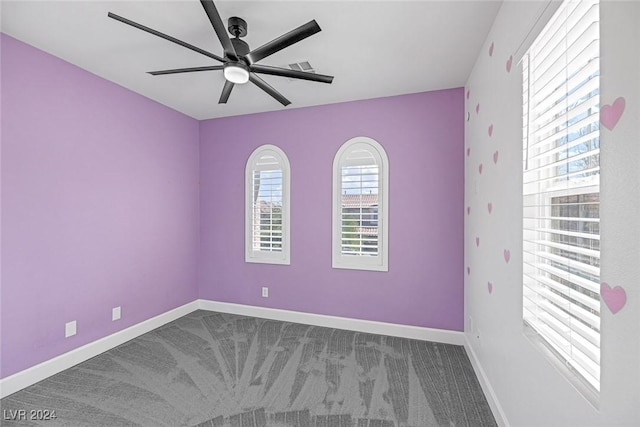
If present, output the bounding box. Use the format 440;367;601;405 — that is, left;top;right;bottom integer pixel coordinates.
332;137;389;271
245;145;290;265
522;0;600;391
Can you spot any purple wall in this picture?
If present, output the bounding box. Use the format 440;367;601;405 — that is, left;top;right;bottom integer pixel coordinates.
1;32;464;380
1;35;200;378
199;89;464;331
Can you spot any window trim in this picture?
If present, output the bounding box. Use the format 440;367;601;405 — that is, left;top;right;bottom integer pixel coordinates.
245;144;291;265
332;136;389;272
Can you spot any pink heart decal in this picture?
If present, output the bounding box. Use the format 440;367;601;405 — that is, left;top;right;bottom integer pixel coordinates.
488;124;493;137
600;97;626;130
506;55;513;73
488;281;493;294
487;202;492;214
489;42;494;57
467;147;471;157
466;89;470;100
601;283;627;314
476;103;480;114
467;206;471;215
467;266;471;275
476;237;480;247
493;151;499;164
478;163;483;174
504;249;511;263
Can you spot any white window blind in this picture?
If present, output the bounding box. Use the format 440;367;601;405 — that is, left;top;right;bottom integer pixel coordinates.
341;149;380;256
332;137;388;271
522;0;600;391
253;159;283;253
245;145;290;265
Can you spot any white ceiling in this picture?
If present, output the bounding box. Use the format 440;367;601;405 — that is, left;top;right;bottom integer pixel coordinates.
1;0;502;120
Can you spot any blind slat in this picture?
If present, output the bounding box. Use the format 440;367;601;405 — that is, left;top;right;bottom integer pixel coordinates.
526;260;600;295
532;60;599;123
525;148;600;180
524;226;599;241
523;278;600;334
529;249;600;278
527;109;599;156
527;238;600;259
532;24;599;100
534;305;600;364
524;215;599;223
529;128;599;163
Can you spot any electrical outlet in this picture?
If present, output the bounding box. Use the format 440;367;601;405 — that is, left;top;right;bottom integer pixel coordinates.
262;287;269;298
468;316;474;334
65;321;77;338
112;306;121;321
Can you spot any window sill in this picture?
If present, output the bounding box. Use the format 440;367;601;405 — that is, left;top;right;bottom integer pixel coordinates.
332;261;388;272
245;257;290;266
523;322;600;410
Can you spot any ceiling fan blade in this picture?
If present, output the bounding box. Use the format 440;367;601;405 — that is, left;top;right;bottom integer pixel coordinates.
249;73;291;106
250;64;333;84
219;80;234;104
200;0;238;61
108;12;224;63
246;20;321;64
148;65;224;76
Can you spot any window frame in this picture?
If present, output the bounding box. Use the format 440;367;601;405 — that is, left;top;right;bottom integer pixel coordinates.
332;136;389;272
245;144;291;265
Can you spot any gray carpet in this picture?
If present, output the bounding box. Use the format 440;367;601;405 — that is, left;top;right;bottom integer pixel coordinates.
0;310;497;426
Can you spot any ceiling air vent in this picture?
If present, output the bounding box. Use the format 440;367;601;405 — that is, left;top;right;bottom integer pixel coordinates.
288;61;316;73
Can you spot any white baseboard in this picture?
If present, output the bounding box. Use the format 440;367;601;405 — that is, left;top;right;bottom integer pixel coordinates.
0;299;466;399
197;299;465;346
464;335;509;427
0;301;199;399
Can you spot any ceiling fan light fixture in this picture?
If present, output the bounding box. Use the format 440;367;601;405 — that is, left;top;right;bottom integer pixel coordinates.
224;62;250;84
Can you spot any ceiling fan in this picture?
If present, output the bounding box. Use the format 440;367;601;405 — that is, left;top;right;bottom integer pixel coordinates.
108;0;334;106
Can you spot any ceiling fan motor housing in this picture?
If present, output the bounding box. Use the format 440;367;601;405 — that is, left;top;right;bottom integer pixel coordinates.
231;38;250;58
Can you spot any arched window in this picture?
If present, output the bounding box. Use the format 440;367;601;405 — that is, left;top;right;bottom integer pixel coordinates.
245;145;290;265
332;137;389;271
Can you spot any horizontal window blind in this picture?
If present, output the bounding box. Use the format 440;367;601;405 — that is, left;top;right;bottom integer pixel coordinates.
340;147;379;256
252;153;283;253
522;0;600;391
332;137;388;272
